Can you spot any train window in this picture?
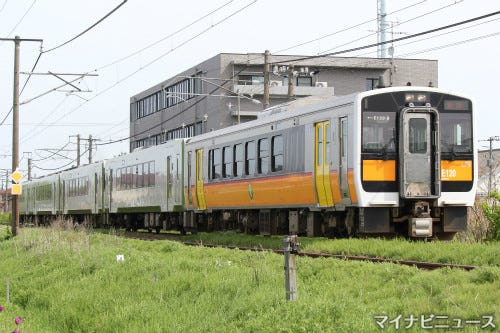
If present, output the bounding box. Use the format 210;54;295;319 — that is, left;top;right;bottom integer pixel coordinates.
127;166;133;189
258;138;269;174
116;168;121;190
209;148;221;179
234;144;244;177
271;135;283;172
120;167;126;189
223;146;232;178
409;118;427;154
245;141;256;175
440;112;472;154
149;161;155;186
317;126;323;166
325;123;331;163
137;164;143;188
362;112;396;153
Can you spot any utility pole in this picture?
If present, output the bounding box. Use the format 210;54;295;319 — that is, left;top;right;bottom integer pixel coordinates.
0;35;43;236
481;136;500;195
287;65;295;98
27;158;32;181
11;36;21;236
77;134;81;167
89;134;93;164
263;50;270;110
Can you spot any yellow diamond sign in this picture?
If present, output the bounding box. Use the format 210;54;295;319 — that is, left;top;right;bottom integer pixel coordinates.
10;169;23;184
11;184;22;195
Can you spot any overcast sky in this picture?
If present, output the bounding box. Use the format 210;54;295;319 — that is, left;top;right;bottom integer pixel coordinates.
0;0;499;178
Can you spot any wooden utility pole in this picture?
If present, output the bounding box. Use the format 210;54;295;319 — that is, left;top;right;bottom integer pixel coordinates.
263;50;270;110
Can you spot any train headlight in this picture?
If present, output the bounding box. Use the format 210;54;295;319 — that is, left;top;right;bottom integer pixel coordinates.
405;93;429;106
405;93;415;103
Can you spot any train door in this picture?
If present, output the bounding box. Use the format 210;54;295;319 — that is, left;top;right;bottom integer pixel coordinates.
167;156;172;208
400;109;440;198
187;151;193;206
94;173;98;213
62;180;66;213
195;149;207;210
339;117;350;202
108;170;113;212
314;121;334;206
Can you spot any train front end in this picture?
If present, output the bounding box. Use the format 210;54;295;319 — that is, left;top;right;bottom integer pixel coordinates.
357;87;476;238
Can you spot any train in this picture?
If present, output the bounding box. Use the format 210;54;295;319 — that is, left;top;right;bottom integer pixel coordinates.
19;86;477;239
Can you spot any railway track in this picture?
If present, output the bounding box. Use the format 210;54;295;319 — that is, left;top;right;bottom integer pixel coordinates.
121;231;478;271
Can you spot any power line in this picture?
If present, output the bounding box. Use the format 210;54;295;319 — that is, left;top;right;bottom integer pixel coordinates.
95;0;236;72
97;11;500;147
274;0;427;55
1;0;36;39
271;10;500;65
42;0;128;54
20;0;258;145
0;1;127;127
318;0;464;56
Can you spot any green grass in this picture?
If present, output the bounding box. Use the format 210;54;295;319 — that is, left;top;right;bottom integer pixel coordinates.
181;231;500;267
0;213;10;226
0;227;498;332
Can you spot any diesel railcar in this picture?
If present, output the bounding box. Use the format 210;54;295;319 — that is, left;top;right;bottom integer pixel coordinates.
184;86;476;238
20;86;476;238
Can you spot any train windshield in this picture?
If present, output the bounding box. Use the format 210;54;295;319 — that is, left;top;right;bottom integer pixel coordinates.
362;111;396;153
440;112;472;154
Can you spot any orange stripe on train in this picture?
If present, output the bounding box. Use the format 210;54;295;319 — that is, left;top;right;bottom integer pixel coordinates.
202;173;316;208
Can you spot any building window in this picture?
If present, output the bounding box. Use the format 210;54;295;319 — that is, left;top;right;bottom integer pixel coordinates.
238;75;264;85
366;78;379;90
296;76;312;86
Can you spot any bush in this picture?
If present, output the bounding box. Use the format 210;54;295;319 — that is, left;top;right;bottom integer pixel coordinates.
481;190;500;240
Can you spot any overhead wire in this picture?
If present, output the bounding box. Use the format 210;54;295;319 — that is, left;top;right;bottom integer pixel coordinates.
273;0;427;55
0;0;128;127
31;141;72;162
95;0;236;72
2;0;257;167
0;0;8;14
97;10;500;147
0;0;36;39
317;0;465;56
270;10;500;65
28;0;258;142
41;0;128;54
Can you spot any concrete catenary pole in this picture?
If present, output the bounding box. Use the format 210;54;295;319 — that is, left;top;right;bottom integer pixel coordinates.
11;36;20;236
263;50;270;109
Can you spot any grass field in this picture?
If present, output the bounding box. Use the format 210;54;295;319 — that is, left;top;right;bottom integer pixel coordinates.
180;231;500;266
0;225;499;332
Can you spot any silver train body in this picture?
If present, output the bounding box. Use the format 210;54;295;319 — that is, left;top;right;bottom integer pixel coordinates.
20;87;477;238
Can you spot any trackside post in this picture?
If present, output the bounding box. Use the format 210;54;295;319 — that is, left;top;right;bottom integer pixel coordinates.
283;235;299;301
